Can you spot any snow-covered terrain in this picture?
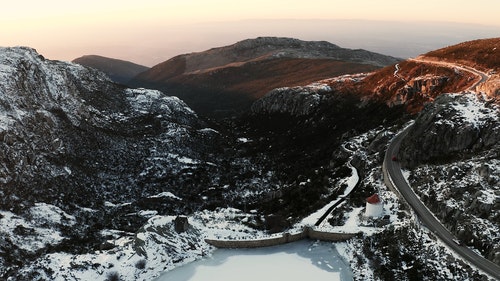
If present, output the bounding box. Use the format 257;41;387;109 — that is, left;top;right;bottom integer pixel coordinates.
1;45;498;281
403;93;500;265
330;124;494;280
20;207;272;280
0;47;282;280
155;240;351;281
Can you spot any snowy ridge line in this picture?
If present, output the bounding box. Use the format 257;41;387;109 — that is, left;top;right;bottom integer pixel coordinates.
205;226;359;248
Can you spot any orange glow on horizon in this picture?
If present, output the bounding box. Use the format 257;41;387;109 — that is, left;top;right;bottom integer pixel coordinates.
2;0;500;66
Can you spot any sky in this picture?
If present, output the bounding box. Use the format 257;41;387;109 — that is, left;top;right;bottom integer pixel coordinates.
2;0;500;66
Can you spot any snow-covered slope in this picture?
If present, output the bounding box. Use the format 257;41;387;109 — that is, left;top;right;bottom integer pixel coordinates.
328;123;495;280
0;46;289;280
1;45;499;280
400;93;499;265
0;47;224;279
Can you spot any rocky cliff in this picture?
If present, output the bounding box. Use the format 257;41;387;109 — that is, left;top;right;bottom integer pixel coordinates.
250;83;331;116
398;93;500;168
0;47;212;209
397;93;500;264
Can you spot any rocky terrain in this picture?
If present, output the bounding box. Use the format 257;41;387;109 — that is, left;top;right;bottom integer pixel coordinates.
1;37;499;280
397;93;500;264
0;45;403;280
72;55;149;85
330;123;490;281
423;38;500;99
399;94;500;167
0;47;278;279
346;38;500;113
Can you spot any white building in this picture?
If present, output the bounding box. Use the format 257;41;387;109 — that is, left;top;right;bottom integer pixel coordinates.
365;193;384;217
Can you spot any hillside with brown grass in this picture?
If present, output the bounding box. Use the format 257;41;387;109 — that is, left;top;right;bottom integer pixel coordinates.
423;38;500;72
73;55;149;85
323;38;500;113
169;58;379;99
130;37;399;117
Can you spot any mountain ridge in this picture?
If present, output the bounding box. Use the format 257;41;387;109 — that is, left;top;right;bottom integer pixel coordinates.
130;37;400;116
306;38;500;114
144;36;397;77
72;55;149;85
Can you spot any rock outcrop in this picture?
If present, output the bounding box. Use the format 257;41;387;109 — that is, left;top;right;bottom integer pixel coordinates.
477;74;500;99
0;47;211;209
389;75;449;106
250;84;330;116
398;93;500;168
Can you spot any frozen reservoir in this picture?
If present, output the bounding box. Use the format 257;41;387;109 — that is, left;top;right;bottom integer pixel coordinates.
155;240;352;281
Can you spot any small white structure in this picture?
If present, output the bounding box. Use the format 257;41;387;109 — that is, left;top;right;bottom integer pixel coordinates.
365;193;384;217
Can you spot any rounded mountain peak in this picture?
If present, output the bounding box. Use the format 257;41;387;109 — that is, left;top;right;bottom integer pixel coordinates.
230;37;341;50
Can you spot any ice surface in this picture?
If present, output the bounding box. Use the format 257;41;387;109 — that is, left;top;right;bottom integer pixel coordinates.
155;240;351;281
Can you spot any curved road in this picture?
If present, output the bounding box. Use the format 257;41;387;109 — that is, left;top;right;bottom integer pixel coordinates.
383;126;500;279
409;57;489;91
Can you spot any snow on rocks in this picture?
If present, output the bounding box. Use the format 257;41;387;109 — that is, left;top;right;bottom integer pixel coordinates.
400;92;500;168
0;46;230;280
29;202;76;226
125;88;196;120
20;207;268;281
149;192;182;201
447;93;498;128
408;156;500;262
0;203;75;258
0;47;110;127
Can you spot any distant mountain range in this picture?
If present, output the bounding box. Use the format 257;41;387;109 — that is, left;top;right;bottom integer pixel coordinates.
75;37;400;117
72;55;149;85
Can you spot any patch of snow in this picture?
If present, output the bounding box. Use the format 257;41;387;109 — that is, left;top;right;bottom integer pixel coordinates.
63;166;72;175
402;169;411;183
237;137;251;143
125;88;195;116
177;156;200;165
29;202;76;226
149;192;182;201
0;210;66;252
448;93;498;128
138;210;159;218
198;128;219;134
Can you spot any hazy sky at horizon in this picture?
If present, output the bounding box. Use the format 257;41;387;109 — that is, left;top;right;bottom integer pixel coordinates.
2;0;500;66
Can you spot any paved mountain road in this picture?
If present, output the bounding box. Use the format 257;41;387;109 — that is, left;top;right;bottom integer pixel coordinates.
383;126;500;280
409;57;489;92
